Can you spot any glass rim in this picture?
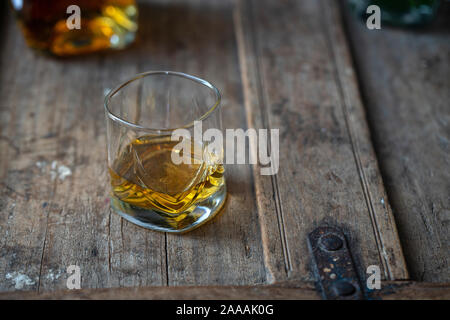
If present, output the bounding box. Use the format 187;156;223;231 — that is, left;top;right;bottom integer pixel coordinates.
104;71;221;133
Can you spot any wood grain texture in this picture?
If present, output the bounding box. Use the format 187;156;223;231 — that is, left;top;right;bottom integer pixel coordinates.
234;0;408;283
0;0;409;295
342;1;450;282
1;281;449;300
1;283;320;300
371;281;450;300
0;0;266;292
139;0;267;286
0;4;167;291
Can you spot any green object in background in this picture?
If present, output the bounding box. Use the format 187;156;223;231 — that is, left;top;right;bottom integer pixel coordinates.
348;0;441;26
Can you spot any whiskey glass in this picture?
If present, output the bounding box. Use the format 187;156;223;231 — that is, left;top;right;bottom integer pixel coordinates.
104;71;226;233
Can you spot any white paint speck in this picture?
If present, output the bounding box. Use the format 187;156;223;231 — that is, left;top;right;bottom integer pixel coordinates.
36;161;47;171
50;171;57;180
57;165;72;181
45;269;63;282
5;272;36;289
381;198;385;205
42;160;72;181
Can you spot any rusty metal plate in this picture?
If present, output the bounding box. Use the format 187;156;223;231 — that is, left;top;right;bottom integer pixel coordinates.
308;226;364;300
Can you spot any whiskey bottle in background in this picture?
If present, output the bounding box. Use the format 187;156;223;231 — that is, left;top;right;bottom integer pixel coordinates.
9;0;138;56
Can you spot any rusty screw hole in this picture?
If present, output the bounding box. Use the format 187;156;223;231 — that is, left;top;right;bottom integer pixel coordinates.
319;234;343;251
333;281;356;297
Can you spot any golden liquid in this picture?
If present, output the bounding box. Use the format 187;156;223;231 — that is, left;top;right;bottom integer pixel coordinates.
10;0;137;56
109;136;225;215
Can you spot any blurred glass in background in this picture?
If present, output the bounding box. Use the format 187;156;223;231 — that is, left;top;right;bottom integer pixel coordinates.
348;0;441;26
9;0;138;56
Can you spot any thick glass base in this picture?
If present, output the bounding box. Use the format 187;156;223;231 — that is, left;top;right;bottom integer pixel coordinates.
110;184;227;233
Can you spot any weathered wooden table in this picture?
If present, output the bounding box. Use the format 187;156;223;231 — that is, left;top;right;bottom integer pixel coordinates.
0;0;448;299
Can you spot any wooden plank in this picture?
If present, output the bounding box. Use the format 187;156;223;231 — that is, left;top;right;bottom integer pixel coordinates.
0;0;411;294
371;281;450;300
0;0;266;292
341;1;450;282
135;0;267;286
234;0;408;283
0;283;320;300
0;6;167;291
1;281;449;300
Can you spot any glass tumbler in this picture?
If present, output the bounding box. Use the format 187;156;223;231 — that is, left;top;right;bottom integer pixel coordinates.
104;71;226;233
